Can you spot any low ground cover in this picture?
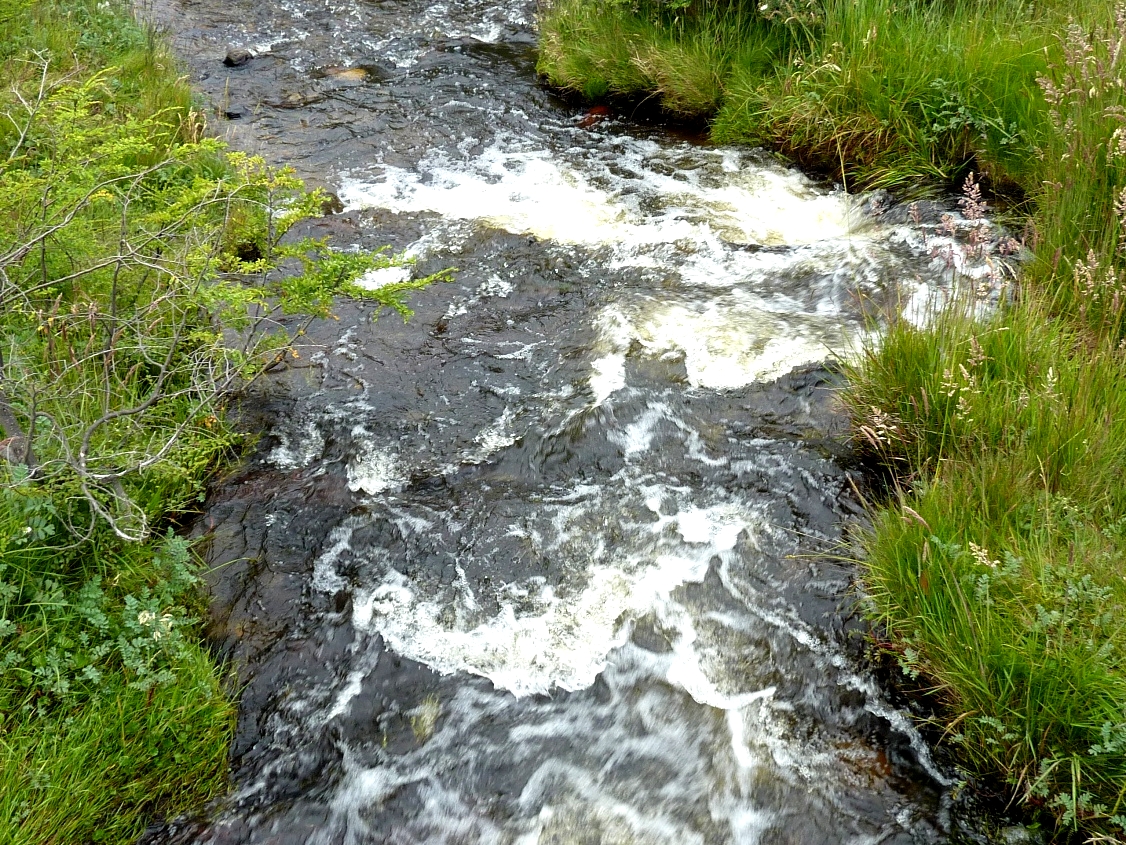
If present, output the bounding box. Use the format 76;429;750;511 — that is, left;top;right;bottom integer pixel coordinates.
0;1;439;840
541;0;1126;838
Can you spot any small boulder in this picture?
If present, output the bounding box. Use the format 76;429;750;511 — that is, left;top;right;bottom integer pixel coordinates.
319;193;345;215
577;105;611;129
223;47;254;68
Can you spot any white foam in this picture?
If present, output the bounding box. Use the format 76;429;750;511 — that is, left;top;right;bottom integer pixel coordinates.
610;404;670;457
316;491;767;696
590;352;627;405
588;306;632;404
347;441;408;495
467;406;517;463
354;264;412;291
267;419;324;470
611;153;865;248
336;132;1014;394
520;781;705;845
349;552;696;696
675;504;746;548
339;145;628;245
477;273;515;298
301;465;949;841
590;295;865;392
337;134;865;251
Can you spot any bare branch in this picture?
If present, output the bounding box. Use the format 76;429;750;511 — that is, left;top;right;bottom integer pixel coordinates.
3;53;56;164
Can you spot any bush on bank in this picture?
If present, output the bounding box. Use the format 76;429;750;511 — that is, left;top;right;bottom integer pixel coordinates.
0;1;439;840
540;0;1126;839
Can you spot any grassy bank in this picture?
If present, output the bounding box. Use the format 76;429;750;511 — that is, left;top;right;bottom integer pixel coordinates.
0;1;436;840
541;0;1126;839
540;0;1098;194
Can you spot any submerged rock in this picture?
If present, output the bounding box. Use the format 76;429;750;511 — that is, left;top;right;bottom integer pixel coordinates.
223;47;253;68
321;66;368;83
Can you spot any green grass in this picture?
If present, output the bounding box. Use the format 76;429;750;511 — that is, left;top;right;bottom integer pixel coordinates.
715;3;1049;192
538;0;1115;197
0;648;232;843
0;2;240;840
0;0;197;136
539;0;759;113
845;304;1126;834
541;0;1126;838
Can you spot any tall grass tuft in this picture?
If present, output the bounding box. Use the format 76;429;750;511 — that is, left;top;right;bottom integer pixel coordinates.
846;304;1126;835
538;0;766;114
539;0;1059;191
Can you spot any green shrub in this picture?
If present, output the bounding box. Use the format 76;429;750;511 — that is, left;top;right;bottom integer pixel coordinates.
0;70;441;543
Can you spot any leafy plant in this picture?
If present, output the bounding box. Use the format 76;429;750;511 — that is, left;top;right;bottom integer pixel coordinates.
0;62;447;542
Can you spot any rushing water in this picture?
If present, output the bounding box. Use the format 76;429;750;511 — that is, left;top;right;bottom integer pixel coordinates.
143;1;1014;843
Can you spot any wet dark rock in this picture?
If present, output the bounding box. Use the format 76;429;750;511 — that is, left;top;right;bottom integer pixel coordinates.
630;614;675;653
331;589;350;614
270;91;319;109
223;47;254;67
435;36;488;53
725;363;853;450
318;192;344;215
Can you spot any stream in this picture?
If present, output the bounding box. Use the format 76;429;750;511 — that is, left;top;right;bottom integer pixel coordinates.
142;1;1013;842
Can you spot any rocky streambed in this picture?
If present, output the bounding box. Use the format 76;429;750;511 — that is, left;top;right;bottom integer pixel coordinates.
142;1;1014;842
